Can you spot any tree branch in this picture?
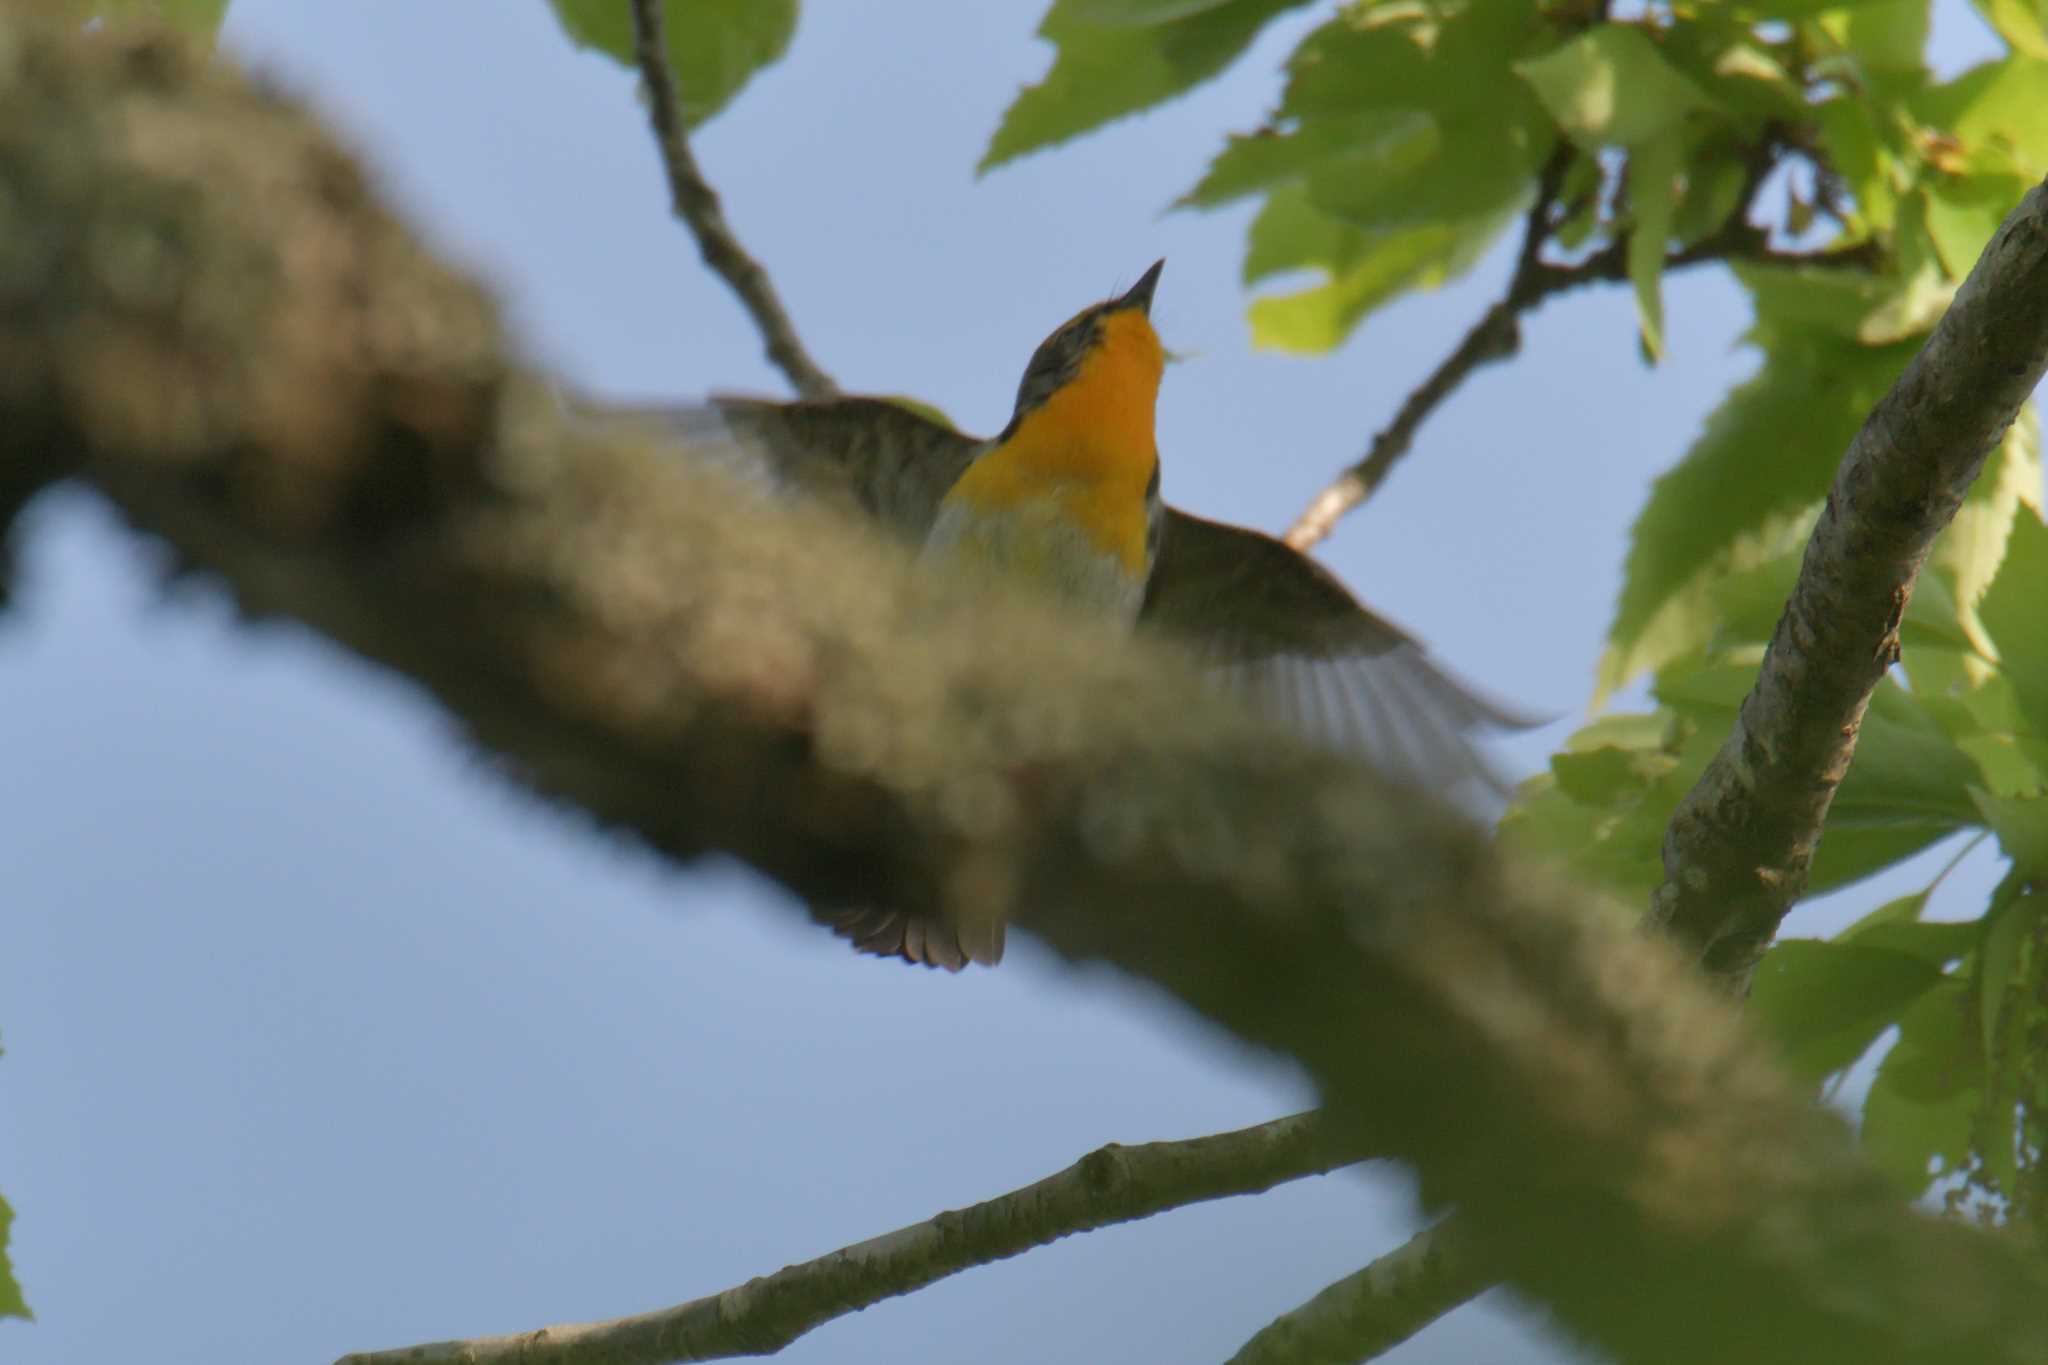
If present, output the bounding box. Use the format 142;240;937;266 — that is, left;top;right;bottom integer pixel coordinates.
627;0;836;400
337;1113;1360;1364
13;16;2048;1365
1652;188;2048;987
1284;137;1880;552
1283;143;1572;552
1225;1218;1487;1365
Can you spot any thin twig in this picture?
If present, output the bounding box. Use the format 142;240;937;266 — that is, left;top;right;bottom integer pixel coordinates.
1283;137;1879;553
339;1114;1363;1364
628;0;837;399
1225;1217;1486;1365
1282;143;1571;552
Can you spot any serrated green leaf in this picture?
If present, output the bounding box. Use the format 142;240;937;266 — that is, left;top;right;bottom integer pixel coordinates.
1973;869;2031;1055
1245;204;1515;352
1597;334;1911;703
1751;939;1947;1084
1515;23;1715;149
76;0;231;39
1628;132;1681;362
1972;0;2048;60
0;1193;22;1322
1812;94;1901;232
982;0;1311;170
1863;980;1980;1194
1976;503;2048;741
1928;401;2040;667
1182;112;1430;209
550;0;796;129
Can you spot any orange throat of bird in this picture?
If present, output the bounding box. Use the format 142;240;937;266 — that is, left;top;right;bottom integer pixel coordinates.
947;311;1164;575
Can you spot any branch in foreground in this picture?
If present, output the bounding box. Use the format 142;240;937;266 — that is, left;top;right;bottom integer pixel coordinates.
627;0;837;400
1653;185;2048;986
12;17;2048;1365
1226;1217;1487;1365
338;1114;1357;1364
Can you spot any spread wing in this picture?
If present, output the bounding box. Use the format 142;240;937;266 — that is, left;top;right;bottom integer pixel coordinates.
1142;510;1532;791
589;394;986;542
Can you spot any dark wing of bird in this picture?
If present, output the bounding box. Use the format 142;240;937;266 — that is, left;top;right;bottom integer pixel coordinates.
574;392;998;969
602;395;986;542
1141;509;1533;792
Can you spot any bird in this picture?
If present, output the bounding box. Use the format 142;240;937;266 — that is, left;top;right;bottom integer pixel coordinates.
597;260;1527;969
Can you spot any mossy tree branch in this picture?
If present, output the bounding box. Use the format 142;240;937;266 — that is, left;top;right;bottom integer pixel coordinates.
9;15;2048;1365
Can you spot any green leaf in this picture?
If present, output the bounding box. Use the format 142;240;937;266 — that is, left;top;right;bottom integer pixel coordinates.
1928;401;2040;665
1245;199;1515;352
550;0;797;129
1971;790;2048;874
1976;503;2048;742
1182;112;1432;209
76;0;232;39
1863;980;1980;1194
1596;333;1911;702
1972;869;2031;1055
1825;0;1932;75
1515;23;1715;149
1838;889;1980;966
1912;56;2048;179
1627;132;1681;362
0;1192;22;1322
1069;0;1236;21
1923;174;2030;278
1751;939;1947;1084
1972;0;2048;60
981;0;1311;170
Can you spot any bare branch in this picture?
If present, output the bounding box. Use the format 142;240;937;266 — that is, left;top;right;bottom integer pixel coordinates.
13;16;2048;1365
338;1113;1359;1364
1283;144;1570;552
627;0;837;400
1653;186;2048;987
1225;1218;1487;1365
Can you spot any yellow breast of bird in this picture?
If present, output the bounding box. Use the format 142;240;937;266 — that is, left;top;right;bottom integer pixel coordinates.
925;309;1162;618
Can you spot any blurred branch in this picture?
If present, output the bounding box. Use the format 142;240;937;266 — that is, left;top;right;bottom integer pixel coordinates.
1653;182;2048;987
14;15;2048;1365
1284;137;1879;553
1225;1218;1487;1365
628;0;837;400
340;1113;1361;1365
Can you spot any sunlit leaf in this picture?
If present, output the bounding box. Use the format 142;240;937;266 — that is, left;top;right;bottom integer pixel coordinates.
982;0;1312;169
1516;23;1715;149
1977;504;2048;741
1971;0;2048;60
1627;132;1681;362
1245;198;1515;352
1596;331;1910;702
550;0;796;129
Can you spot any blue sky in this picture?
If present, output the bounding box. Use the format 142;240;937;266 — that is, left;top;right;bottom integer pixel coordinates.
0;3;2018;1362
